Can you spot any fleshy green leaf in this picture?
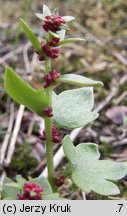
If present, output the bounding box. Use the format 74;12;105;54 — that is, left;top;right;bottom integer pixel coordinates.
63;135;127;196
4;67;48;116
52;87;98;129
59;74;103;87
62;16;75;22
58;38;85;46
32;177;52;195
43;4;52;16
20;19;41;51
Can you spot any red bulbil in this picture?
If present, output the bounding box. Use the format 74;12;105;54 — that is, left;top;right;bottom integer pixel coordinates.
43;107;53;117
41;41;60;59
52;125;57;134
53;135;62;143
38;55;45;61
34;49;45;62
52;125;62;144
39;134;46;141
39;125;62;144
48;38;60;47
43;69;61;88
55;175;64;187
50;69;61;80
18;182;43;200
50;47;60;58
43;14;66;32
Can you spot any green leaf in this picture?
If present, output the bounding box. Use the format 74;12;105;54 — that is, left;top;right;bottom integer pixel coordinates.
20;19;41;51
2;177;20;200
16;175;26;186
63;135;127;196
59;74;103;87
57;29;66;41
60;24;69;30
53;7;59;15
4;67;48;116
43;4;52;16
49;31;60;39
5;183;22;190
62;16;75;22
52;87;98;129
58;38;85;46
32;176;52;195
44;193;64;200
35;13;46;21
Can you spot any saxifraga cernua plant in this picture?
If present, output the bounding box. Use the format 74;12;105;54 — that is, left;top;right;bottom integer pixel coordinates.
2;4;127;200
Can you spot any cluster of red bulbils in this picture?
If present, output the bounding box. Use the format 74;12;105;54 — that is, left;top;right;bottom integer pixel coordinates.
18;175;64;199
43;14;66;32
39;125;62;144
35;37;60;62
35;14;66;61
40;106;62;144
18;182;43;200
43;69;61;88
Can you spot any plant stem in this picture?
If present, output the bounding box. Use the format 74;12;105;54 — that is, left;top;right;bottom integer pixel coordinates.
45;57;51;74
44;58;57;192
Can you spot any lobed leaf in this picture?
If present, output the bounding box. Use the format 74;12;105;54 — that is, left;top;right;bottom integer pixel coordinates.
20;19;41;51
59;74;103;87
63;135;127;196
4;67;48;116
52;87;98;129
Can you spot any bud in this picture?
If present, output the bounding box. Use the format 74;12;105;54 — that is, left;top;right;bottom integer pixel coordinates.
18;182;43;200
55;175;64;187
48;38;60;47
39;134;46;141
43;15;66;32
43;70;61;88
43;107;53;117
38;55;45;61
53;135;62;143
52;124;62;144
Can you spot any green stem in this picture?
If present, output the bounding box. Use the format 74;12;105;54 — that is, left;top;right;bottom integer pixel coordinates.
45;57;51;74
44;58;57;192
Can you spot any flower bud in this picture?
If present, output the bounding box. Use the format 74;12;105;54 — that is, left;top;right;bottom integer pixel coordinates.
55;175;64;187
48;38;60;47
18;182;43;200
43;107;53;117
43;14;66;32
